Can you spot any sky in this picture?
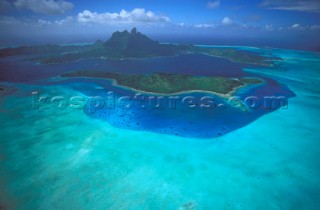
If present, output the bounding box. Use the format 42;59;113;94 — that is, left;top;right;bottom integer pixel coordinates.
0;0;320;50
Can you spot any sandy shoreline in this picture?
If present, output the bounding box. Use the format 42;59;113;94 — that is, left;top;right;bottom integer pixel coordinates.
59;75;262;99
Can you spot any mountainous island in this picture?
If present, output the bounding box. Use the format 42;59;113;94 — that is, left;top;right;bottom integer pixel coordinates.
1;28;265;98
0;28;278;65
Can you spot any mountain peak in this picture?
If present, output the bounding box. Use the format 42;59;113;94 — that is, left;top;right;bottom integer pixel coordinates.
105;28;157;51
131;27;137;34
104;28;179;58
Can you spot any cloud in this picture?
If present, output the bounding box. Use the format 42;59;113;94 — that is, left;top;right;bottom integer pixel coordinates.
37;16;73;26
260;0;320;13
276;24;320;31
292;23;300;28
77;8;170;24
0;15;74;28
279;24;320;31
290;23;308;30
222;17;233;25
194;23;215;28
37;19;51;25
14;0;73;15
207;0;220;9
264;24;274;31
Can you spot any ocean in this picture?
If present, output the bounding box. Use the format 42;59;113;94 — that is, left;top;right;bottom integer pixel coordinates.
0;47;319;209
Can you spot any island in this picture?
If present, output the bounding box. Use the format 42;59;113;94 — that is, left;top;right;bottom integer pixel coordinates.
61;70;262;96
0;28;280;66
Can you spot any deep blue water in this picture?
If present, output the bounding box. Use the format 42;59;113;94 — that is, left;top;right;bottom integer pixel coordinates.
0;53;295;138
77;77;294;138
0;54;255;82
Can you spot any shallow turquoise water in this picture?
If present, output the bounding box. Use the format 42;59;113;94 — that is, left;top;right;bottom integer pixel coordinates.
0;48;319;209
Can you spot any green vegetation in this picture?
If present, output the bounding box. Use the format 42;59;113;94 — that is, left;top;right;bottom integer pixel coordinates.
62;70;262;95
0;28;279;66
0;43;101;57
193;47;279;65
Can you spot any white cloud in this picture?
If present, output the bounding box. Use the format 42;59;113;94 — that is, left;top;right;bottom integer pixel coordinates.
292;23;300;28
194;23;215;28
222;17;232;25
264;24;274;31
14;0;73;15
37;19;51;25
77;8;170;24
55;16;72;25
37;16;73;26
290;23;307;30
275;24;320;31
260;0;320;13
0;15;74;29
207;0;220;9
